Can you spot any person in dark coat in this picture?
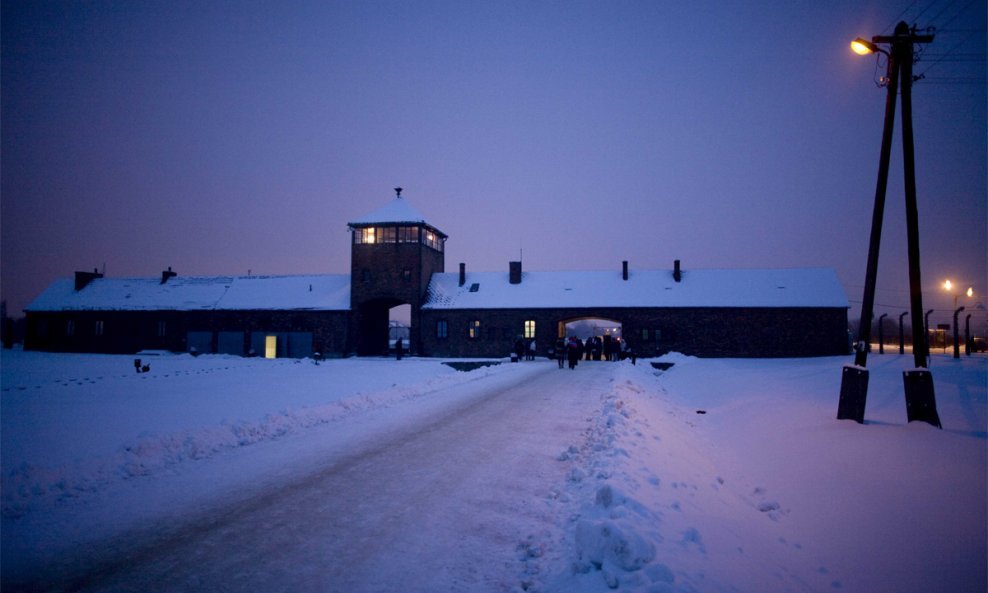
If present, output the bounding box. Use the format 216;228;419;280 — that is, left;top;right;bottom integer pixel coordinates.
395;338;403;360
555;337;566;369
567;338;580;370
514;338;526;361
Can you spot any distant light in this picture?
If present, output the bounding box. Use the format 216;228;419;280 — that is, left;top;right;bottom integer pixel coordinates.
944;279;953;291
850;38;877;55
967;287;974;298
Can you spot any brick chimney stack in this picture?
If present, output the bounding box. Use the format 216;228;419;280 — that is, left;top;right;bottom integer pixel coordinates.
509;261;522;284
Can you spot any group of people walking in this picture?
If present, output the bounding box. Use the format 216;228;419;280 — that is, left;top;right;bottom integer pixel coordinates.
553;335;635;369
514;335;636;368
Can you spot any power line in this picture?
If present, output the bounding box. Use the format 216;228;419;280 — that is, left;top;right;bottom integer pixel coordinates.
934;0;982;29
915;28;984;78
926;0;963;24
919;77;987;84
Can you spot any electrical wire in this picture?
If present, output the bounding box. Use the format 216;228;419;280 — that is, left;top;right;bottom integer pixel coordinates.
915;28;984;79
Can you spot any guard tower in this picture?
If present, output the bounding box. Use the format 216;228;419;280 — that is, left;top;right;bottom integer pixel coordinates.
347;188;446;355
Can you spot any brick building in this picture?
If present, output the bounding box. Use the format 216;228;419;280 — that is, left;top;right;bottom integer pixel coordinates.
24;192;849;358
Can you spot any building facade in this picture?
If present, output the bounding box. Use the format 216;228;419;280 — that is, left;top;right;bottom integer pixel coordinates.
24;193;850;358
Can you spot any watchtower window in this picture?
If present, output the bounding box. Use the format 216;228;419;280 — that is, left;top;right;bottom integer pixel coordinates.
379;226;396;243
354;227;376;244
422;230;444;252
398;226;419;243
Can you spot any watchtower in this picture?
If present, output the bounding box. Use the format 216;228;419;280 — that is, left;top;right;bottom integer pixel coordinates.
347;188;446;355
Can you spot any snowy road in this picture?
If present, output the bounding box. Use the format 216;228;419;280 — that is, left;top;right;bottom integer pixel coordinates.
37;362;605;593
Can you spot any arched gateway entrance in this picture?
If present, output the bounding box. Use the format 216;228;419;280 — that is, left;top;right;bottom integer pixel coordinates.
559;316;623;340
355;298;411;356
558;316;624;360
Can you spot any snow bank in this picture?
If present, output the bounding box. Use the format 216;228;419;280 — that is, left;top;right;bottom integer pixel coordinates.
523;355;986;593
0;351;515;517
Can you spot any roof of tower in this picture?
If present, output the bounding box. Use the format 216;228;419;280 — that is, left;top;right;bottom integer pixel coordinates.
348;196;431;227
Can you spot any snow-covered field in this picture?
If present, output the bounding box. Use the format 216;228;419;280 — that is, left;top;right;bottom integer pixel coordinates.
1;350;985;592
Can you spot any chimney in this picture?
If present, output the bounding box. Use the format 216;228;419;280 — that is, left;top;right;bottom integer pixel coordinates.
509;261;522;285
622;260;629;281
74;268;103;291
459;263;466;287
161;266;177;284
673;260;682;283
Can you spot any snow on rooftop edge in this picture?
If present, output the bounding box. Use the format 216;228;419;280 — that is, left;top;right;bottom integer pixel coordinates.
423;267;849;309
25;275;352;312
25;267;848;313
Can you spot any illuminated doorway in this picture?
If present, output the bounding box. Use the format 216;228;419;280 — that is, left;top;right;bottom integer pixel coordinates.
559;317;623;361
559;317;622;340
264;335;277;359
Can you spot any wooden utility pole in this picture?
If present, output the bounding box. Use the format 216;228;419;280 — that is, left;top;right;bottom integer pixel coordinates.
838;22;941;428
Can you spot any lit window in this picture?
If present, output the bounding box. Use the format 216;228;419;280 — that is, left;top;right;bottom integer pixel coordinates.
265;335;277;359
354;227;377;244
422;229;444;252
468;320;481;339
524;320;536;339
436;320;448;339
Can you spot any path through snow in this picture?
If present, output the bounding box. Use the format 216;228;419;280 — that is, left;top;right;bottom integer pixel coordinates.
19;362;608;593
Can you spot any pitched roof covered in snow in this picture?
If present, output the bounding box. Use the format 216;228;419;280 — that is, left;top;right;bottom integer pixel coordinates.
423;268;849;310
27;267;848;313
26;275;352;312
348;197;432;227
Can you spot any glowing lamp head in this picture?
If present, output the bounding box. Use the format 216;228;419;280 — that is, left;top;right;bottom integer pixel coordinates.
850;38;878;55
944;280;953;291
967;287;974;298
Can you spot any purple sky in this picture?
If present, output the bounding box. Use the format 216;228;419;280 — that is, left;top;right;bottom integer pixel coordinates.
3;1;985;334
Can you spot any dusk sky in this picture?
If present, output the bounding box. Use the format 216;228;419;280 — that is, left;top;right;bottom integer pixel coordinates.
2;0;985;334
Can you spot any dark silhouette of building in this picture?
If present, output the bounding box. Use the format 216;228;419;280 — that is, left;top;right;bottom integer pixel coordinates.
24;193;849;358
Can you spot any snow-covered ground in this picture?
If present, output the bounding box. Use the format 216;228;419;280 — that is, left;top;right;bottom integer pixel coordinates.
1;350;985;592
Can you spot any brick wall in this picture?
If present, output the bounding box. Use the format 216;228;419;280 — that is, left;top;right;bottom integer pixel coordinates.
419;306;848;358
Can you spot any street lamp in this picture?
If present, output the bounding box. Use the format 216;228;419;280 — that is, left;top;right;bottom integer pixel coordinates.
850;38;882;56
837;22;940;428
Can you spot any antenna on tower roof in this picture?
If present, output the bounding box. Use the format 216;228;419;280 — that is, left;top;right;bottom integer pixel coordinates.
394;187;403;198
